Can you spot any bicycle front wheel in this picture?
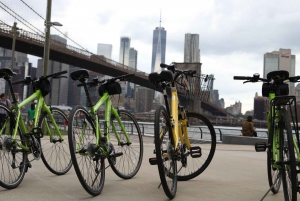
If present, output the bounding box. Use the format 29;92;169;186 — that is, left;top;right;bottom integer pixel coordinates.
0;104;27;189
281;109;297;201
154;105;177;199
39;107;72;175
109;109;143;179
177;112;216;181
68;106;105;196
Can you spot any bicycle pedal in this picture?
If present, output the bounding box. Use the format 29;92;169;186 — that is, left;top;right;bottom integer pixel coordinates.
109;152;123;158
255;142;267;152
149;157;158;165
190;146;202;158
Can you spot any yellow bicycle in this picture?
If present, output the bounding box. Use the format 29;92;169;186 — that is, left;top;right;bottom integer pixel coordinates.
149;63;216;199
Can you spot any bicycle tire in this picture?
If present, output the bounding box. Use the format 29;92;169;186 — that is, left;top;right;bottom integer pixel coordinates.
39;107;72;175
68;105;105;196
267;117;281;194
154;105;177;199
0;104;27;189
281;108;297;201
177;112;216;181
108;109;143;179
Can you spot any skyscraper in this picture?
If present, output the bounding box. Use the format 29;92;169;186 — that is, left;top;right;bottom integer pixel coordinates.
129;48;138;69
184;33;200;63
119;37;131;66
97;43;112;59
264;48;296;94
151;24;166;72
126;48;138;98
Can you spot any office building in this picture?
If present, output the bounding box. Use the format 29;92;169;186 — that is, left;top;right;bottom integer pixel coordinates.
0;47;34;100
119;37;130;66
184;33;200;63
125;48;138;98
264;48;296;95
151;25;166;72
37;35;70;106
253;92;268;120
97;43;112;59
226;101;242;115
135;86;155;113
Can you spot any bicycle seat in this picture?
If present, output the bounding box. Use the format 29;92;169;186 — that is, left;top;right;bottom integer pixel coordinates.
0;68;16;79
70;70;89;81
267;70;289;81
149;70;174;84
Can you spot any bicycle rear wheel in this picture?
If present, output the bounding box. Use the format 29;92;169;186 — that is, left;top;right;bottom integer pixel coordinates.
0;104;27;189
177;112;216;181
68;106;105;196
108;109;143;179
154;105;177;199
281;109;297;201
39;107;72;175
267;119;281;194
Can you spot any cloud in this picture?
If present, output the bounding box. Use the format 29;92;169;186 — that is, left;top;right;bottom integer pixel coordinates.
2;0;300;114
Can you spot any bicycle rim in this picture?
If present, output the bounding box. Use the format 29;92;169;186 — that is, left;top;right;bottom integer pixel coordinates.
154;105;177;199
0;104;27;189
68;106;105;196
109;109;143;179
177;112;216;181
39;108;72;175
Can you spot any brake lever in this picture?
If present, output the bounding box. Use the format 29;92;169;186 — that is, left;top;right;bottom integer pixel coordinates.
243;81;250;84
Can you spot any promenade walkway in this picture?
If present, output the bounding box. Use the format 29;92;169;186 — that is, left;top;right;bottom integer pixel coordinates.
0;136;285;201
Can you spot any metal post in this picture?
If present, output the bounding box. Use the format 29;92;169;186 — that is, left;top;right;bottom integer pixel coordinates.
43;0;52;76
10;22;17;72
8;22;18;100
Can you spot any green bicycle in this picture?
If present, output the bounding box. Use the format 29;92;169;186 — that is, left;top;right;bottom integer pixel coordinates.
0;68;72;189
68;70;143;196
234;70;300;201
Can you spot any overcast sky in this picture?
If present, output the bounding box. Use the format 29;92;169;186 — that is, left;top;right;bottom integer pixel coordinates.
2;0;300;113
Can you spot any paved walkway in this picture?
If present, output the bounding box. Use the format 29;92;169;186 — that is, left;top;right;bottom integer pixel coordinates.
0;137;287;201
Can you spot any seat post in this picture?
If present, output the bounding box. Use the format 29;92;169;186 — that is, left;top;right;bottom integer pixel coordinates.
82;83;93;107
6;78;17;103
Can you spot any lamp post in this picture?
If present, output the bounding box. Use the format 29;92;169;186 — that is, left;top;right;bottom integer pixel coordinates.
43;0;62;76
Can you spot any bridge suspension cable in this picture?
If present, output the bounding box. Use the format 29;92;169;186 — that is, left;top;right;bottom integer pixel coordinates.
0;1;44;34
19;0;95;55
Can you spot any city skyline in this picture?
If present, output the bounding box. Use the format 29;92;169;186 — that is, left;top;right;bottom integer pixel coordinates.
2;0;300;113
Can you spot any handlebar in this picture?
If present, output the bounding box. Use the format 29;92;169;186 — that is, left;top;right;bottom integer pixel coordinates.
233;76;252;80
160;63;197;78
12;70;68;85
43;70;68;80
77;73;135;87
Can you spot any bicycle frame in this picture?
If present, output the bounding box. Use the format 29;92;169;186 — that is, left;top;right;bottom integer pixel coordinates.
162;86;191;151
0;89;63;152
268;92;300;169
79;92;131;155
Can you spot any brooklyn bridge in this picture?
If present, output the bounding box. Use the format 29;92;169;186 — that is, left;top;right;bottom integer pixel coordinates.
0;21;230;117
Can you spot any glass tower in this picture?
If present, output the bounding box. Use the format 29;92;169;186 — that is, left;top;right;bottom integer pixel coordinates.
97;43;112;59
151;26;166;72
126;48;138;98
184;33;200;63
119;37;131;66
